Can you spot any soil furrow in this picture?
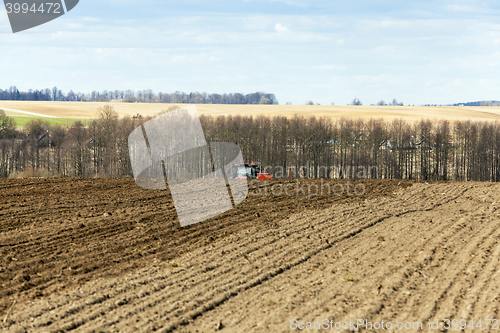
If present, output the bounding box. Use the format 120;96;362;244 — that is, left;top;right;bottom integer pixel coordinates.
4;179;500;333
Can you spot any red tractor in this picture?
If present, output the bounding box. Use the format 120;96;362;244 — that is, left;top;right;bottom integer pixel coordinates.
235;163;272;180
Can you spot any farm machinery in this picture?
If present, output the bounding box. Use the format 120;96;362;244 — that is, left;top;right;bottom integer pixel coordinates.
235;163;272;180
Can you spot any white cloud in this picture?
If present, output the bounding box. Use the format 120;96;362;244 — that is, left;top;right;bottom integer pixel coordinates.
444;4;494;14
274;23;289;33
380;20;411;28
311;65;346;71
1;1;500;105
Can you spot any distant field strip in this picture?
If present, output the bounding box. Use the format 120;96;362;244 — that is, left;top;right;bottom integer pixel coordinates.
0;106;59;118
1;101;500;122
1;106;87;127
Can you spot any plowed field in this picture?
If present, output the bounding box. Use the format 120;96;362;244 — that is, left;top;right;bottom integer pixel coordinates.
1;178;500;332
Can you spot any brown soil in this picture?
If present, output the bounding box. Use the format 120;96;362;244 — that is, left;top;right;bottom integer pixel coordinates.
1;178;499;332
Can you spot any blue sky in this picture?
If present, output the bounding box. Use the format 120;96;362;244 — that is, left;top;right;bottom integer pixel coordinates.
1;0;499;105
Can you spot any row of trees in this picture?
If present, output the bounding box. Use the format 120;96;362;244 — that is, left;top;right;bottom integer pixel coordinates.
303;98;403;106
1;109;500;182
200;116;500;182
0;86;278;105
377;98;404;106
0;87;53;101
351;98;404;106
0;106;133;178
453;101;500;107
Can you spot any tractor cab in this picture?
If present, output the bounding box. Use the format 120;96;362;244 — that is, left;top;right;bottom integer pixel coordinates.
235;163;272;180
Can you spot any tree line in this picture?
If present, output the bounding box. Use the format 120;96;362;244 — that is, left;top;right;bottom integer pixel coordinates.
0;86;278;105
1;107;500;182
452;101;500;107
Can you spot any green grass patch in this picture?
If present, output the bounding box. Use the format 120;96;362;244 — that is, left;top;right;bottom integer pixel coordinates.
344;274;355;282
10;116;91;128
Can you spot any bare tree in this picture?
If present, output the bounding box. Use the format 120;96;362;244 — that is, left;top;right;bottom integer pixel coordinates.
97;105;119;120
0;109;17;138
352;98;362;106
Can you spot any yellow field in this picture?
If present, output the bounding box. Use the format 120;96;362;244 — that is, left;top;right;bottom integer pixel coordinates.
1;100;500;123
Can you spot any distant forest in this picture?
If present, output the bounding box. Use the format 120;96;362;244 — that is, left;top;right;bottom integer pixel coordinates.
452;101;500;106
0;86;278;105
1;107;500;183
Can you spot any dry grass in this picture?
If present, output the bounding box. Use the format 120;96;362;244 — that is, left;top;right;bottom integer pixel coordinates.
8;168;51;179
1;101;500;123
